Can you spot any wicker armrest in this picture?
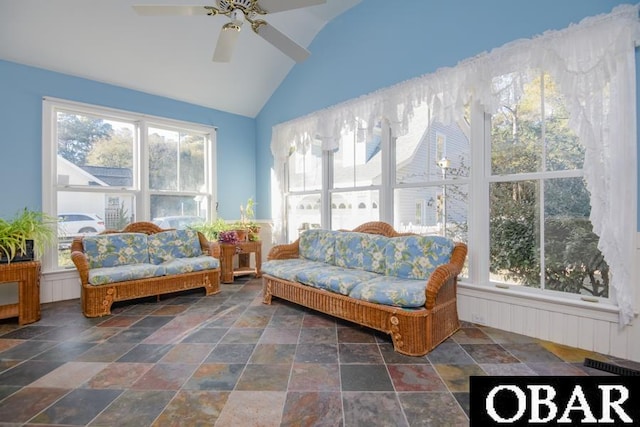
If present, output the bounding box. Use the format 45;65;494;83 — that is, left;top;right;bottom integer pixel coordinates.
424;242;467;310
267;239;300;260
197;232;220;258
209;241;221;258
70;250;90;285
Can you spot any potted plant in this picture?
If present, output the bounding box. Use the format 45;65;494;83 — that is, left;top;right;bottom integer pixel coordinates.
218;230;240;245
235;197;261;241
192;217;232;242
0;208;58;264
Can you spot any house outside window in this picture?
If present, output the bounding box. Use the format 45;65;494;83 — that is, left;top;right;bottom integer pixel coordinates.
285;139;322;239
330;121;381;231
43;98;216;270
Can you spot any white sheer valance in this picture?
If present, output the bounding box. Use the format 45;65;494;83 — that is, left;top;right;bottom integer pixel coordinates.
271;4;640;325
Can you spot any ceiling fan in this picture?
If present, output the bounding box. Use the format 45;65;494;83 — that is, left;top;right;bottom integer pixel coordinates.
133;0;327;63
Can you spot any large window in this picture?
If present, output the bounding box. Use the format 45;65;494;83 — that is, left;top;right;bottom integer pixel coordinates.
43;99;216;270
281;74;609;302
488;72;608;297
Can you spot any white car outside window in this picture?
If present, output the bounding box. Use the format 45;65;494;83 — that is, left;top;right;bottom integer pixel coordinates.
58;213;106;237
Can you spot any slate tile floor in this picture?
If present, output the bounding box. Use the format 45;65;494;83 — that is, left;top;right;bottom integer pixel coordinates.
0;277;638;426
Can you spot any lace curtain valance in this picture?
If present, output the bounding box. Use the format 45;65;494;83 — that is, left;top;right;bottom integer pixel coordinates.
271;4;640;325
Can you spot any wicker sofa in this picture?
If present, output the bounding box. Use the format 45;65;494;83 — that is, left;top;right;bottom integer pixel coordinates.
262;221;467;356
71;221;221;317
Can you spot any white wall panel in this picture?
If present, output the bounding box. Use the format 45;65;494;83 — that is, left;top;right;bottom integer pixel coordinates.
593;320;611;355
537;309;550;341
564;316;579;348
523;307;537;338
577;317;595;351
609;322;630;358
40;271;80;304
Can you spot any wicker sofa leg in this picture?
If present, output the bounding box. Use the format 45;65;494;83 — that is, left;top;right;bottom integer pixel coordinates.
202;274;221;296
81;286;115;318
100;288;115;316
389;315;407;354
262;280;273;304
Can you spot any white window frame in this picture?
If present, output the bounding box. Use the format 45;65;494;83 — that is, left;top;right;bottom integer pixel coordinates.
42;97;217;273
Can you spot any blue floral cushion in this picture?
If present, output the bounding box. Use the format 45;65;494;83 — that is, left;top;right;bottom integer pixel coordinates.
298;229;337;264
348;276;428;308
295;265;379;296
262;259;327;282
334;232;388;274
148;229;203;264
83;233;150;269
384;235;454;280
88;263;165;285
162;255;220;275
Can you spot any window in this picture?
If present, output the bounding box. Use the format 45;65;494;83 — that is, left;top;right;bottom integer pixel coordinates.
285;139;322;240
330;120;381;231
43;98;216;270
488;72;608;297
394;104;470;241
281;76;608;301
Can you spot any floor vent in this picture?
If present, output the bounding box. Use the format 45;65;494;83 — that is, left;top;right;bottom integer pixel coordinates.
583;358;640;376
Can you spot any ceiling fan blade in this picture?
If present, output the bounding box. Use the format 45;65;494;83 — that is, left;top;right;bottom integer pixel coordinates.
254;22;310;63
212;23;241;62
258;0;326;14
132;5;211;16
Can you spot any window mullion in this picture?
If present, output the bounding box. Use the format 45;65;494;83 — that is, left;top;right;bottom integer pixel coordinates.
138;120;149;221
470;102;491;284
322;149;332;229
380;119;393;223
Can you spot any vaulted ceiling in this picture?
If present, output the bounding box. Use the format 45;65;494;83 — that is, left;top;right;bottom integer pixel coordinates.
0;0;360;117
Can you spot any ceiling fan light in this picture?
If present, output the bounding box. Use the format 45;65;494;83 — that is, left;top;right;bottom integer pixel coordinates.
230;8;245;24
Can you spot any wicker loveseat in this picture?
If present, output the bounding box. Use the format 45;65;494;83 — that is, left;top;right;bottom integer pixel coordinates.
262;221;467;356
71;221;221;317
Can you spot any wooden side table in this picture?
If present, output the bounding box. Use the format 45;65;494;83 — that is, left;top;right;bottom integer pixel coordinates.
0;261;41;325
220;240;262;283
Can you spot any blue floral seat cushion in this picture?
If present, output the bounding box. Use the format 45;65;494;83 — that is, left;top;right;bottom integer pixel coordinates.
384;235;454;280
83;233;150;269
88;263;165;286
262;259;326;282
348;276;428;308
147;229;203;264
295;265;380;296
162;255;220;275
299;229;337;264
334;232;388;274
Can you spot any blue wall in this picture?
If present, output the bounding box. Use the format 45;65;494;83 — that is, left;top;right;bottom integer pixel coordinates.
255;0;636;220
0;59;255;220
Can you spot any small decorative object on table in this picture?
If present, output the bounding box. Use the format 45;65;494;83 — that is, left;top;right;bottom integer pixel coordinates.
234;197;260;241
218;230;239;245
